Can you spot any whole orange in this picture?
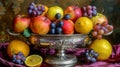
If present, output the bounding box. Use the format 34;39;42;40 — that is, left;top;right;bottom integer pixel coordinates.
89;38;112;60
7;40;30;58
75;17;93;34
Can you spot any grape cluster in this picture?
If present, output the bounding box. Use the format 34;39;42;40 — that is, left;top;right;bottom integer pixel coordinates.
27;2;45;17
84;49;98;63
49;21;64;34
12;52;26;64
82;5;97;18
92;22;114;39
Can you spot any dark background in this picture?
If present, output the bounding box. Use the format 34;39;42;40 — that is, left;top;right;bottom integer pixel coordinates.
0;0;120;44
0;0;120;66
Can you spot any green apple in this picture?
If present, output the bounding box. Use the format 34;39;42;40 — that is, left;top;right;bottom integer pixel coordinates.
46;6;63;21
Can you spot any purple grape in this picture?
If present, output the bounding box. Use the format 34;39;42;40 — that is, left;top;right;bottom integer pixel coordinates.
37;11;42;15
92;6;97;10
16;59;21;64
37;5;41;10
13;55;16;58
101;26;106;30
85;52;89;57
91;58;96;63
87;56;92;60
92;10;97;16
33;7;38;11
22;57;26;61
20;62;24;64
12;52;26;64
29;5;34;10
16;55;21;59
88;14;92;18
86;50;89;53
41;6;45;12
82;6;87;12
81;5;97;18
94;53;99;58
32;11;37;16
27;2;45;17
87;10;93;15
84;49;98;63
104;28;109;34
12;59;16;62
30;2;35;6
83;12;88;17
90;49;94;54
18;52;23;56
28;9;32;14
87;5;92;10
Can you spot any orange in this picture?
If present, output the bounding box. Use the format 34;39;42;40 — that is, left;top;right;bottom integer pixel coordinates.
89;38;112;60
75;17;93;34
42;5;48;16
25;55;43;67
36;4;48;16
7;40;30;58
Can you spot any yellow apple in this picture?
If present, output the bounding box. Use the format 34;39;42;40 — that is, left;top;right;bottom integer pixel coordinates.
46;6;63;21
91;13;108;26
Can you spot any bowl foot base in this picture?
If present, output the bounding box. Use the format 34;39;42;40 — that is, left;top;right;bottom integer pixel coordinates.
45;54;77;67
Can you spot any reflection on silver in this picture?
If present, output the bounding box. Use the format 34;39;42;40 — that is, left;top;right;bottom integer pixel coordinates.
32;34;87;67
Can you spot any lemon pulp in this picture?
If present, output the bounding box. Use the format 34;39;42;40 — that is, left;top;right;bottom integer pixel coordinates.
25;55;43;67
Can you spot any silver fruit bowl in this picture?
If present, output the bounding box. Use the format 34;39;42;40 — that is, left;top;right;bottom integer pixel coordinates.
32;34;87;67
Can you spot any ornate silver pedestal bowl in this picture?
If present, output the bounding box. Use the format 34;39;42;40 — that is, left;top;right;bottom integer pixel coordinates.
32;34;87;67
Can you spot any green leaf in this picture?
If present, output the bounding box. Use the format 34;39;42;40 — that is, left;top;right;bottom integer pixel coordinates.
23;28;31;37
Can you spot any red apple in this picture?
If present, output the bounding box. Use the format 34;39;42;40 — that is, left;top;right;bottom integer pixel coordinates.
13;15;31;33
91;13;108;26
30;16;51;34
64;6;82;21
62;20;74;34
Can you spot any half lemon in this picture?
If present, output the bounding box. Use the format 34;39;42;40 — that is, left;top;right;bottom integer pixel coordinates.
25;55;43;67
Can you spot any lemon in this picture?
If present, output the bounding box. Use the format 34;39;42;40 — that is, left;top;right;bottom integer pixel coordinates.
47;6;63;21
89;38;112;60
75;17;93;34
25;55;43;67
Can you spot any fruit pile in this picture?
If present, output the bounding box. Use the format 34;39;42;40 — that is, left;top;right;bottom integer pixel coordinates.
92;22;113;39
13;2;113;39
9;2;114;66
